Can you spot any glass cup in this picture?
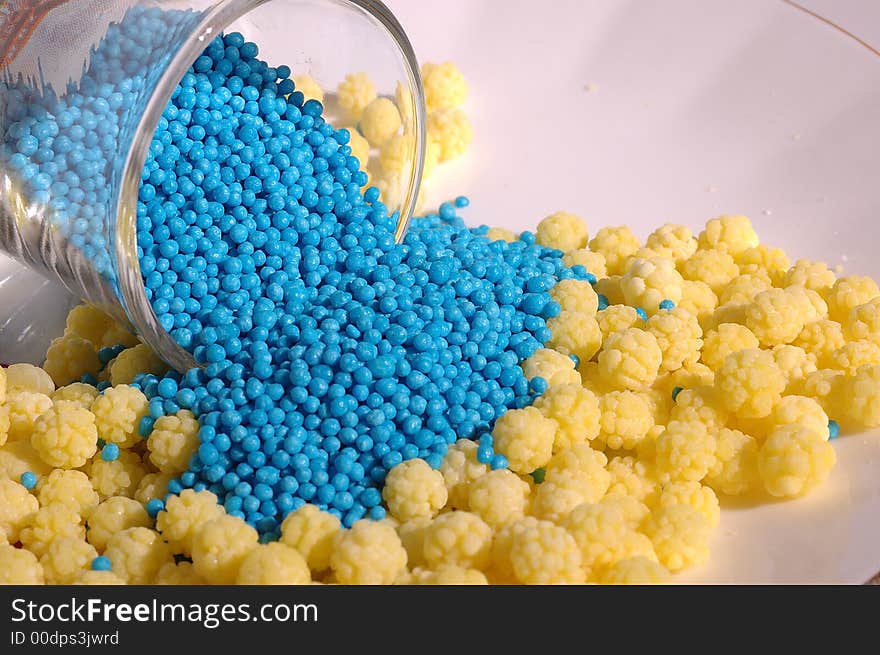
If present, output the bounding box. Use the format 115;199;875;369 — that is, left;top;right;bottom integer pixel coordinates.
0;0;426;371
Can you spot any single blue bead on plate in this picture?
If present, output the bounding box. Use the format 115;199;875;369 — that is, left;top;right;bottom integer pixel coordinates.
91;556;112;572
101;443;120;461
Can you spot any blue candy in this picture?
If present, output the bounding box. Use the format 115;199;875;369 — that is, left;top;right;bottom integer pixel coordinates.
10;29;585;537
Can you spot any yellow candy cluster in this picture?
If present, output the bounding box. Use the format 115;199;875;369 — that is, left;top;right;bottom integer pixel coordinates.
328;63;471;211
2;207;880;586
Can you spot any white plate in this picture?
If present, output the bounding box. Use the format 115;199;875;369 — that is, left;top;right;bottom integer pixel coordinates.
2;0;879;583
389;0;880;583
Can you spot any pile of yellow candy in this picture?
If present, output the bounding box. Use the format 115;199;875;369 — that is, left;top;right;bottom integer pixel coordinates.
1;211;879;585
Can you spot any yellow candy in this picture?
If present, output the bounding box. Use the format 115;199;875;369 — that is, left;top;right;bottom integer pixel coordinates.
647;307;702;372
87;496;151;552
492;406;557;475
593;277;624;307
700;323;759;371
520;348;581;387
31;402;98;468
467;469;530;528
330;519;407;584
589;226;641;277
595;304;640;341
87;449;147;500
844;297;880;344
655;481;720;527
772;345;817;390
719;273;772;305
705;428;759;495
134;471;173;505
597;556;671;584
75;570;126;585
645;223;697;263
788;285;828;323
422;510;492;570
620;257;685;312
360;97;402;146
337;72;376;122
236;542;311;585
147;409;199;474
597;328;662;391
533;384;600;451
43;336;101;386
0;543;44;584
507;517;584;584
827;276;880;323
411;565;488;585
108;343;167;386
5;363;55;396
0;440;51;481
668;386;728;433
378;132;413;175
153;560;204;585
104;527;172;585
563;249;607;278
783;259;837;295
643;504;711;572
5;390;53;442
396;517;431;570
292;73;324;102
599;494;651;528
382;458;447;522
841;364;880;428
715;348;785;419
768;395;828;441
345;127;370;169
550;278;599;315
37;469;99;518
191;515;259;584
51;382;99;409
427;108;472;162
736;244;790;284
596;390;654;451
280;504;342;573
485;226;518;243
605;455;659;504
794;320;846;366
531;468;609;523
19;504;84;557
91;384;149;448
63;304;115;347
39;536;97;584
758;425;836;497
830;340;880;375
654;420;717;483
697;215;759;255
668;361;715;389
563;502;656;578
535;211;589;252
438;438;489;509
790;368;845;416
679;280;718;328
156;489;224;556
679;248;739;295
0;478;39;543
422;61;468;112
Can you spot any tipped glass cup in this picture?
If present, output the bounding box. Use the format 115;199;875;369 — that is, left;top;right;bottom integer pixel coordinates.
0;0;426;371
